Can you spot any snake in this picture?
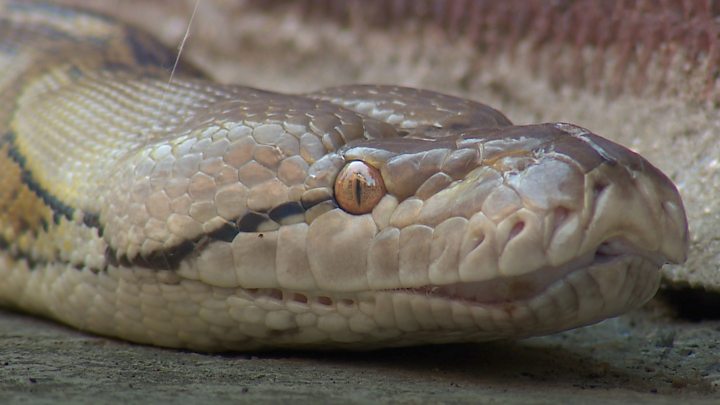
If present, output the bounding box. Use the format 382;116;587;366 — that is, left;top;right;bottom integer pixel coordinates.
0;1;689;351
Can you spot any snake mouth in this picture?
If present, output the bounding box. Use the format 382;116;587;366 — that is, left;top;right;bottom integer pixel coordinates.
398;238;666;306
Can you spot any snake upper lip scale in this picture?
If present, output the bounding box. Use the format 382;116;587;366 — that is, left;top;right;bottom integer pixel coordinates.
0;1;689;351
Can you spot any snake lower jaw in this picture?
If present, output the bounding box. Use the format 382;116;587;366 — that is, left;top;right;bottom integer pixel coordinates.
390;238;666;330
358;254;661;342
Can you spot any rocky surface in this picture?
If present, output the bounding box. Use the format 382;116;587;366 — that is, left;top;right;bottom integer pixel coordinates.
1;300;719;404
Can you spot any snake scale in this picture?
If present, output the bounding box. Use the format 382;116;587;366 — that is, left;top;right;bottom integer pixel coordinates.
0;1;689;351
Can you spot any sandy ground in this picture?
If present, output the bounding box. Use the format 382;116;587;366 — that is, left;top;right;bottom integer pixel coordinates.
2;297;719;404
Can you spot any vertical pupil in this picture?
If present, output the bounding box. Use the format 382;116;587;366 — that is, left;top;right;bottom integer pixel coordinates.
354;174;363;206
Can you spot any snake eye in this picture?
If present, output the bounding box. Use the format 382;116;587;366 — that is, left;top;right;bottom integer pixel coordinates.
334;161;386;214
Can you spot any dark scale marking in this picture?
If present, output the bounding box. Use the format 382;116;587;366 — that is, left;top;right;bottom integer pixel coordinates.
3;132;104;231
5;132;76;224
72;204;311;272
268;201;305;223
105;239;195;271
141;240;195;269
104;248;125;268
82;213;104;236
101;61;149;73
209;222;240;243
125;28;186;70
301;195;332;210
237;211;271;232
4;133;24;163
0;235;71;272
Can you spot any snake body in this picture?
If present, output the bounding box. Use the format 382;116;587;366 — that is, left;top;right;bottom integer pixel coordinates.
0;2;689;351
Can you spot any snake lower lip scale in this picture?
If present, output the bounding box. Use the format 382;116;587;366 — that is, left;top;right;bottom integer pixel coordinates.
403;240;666;306
0;2;689;351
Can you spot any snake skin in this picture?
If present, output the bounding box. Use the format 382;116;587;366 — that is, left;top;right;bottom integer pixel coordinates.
0;1;689;351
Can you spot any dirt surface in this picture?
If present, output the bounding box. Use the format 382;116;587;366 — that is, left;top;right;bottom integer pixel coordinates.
2;2;720;404
1;301;719;404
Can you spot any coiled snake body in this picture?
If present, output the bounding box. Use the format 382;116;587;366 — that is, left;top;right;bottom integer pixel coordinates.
0;2;688;351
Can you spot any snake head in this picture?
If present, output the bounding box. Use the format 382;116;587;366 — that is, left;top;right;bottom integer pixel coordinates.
318;121;689;341
99;86;688;348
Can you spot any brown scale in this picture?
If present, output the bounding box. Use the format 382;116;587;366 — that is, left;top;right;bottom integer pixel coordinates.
0;143;53;244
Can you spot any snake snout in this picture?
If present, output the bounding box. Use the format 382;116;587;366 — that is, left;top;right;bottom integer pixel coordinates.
400;124;690;292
